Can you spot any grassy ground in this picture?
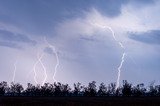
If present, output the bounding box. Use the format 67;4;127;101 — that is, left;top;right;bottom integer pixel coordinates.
1;97;160;106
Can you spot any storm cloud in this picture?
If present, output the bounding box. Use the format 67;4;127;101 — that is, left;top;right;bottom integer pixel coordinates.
0;29;36;49
129;30;160;45
0;41;22;49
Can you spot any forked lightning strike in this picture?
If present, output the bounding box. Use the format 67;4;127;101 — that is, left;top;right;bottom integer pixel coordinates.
33;53;47;85
33;53;41;84
39;53;47;85
44;37;59;82
90;22;126;89
12;61;17;82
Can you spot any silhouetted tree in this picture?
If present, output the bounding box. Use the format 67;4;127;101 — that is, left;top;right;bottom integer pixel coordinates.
115;88;122;96
24;83;34;96
33;84;41;96
10;82;23;96
41;83;54;96
122;80;132;96
132;83;146;97
148;82;157;96
61;84;71;96
0;81;8;96
155;85;160;96
73;82;83;96
54;82;62;96
97;83;107;96
24;83;41;96
107;83;116;96
84;81;97;96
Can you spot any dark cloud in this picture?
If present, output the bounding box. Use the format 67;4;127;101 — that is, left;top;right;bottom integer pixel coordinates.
50;0;129;17
0;41;22;49
92;0;155;17
0;29;37;45
128;30;160;45
91;0;128;17
129;0;155;5
0;0;155;36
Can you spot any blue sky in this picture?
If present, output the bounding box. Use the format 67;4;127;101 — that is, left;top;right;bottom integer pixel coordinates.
0;0;160;86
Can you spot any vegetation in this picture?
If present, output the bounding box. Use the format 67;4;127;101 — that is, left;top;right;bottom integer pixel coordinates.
0;80;160;97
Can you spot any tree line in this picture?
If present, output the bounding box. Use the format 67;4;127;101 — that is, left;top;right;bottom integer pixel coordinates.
0;80;160;97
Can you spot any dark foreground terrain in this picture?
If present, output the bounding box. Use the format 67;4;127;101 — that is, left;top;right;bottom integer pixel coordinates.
1;97;160;106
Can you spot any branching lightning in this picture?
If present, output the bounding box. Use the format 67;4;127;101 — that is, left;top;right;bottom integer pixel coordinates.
44;37;59;82
90;22;126;89
38;53;48;85
33;53;47;85
33;53;41;84
12;61;17;82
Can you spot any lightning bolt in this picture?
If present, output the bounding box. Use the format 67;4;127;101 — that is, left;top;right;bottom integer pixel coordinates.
32;53;47;85
90;23;126;89
116;53;125;89
44;37;59;82
38;53;48;85
12;61;17;82
33;53;41;84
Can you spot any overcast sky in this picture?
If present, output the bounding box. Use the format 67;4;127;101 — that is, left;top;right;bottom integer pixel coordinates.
0;0;160;86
